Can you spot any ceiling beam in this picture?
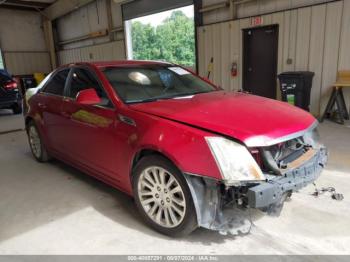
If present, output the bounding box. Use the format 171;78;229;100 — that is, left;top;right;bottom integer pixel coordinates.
43;0;95;20
0;0;51;10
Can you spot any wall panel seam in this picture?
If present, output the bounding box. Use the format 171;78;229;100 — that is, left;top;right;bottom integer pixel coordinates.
319;2;329;112
337;0;345;70
307;7;313;70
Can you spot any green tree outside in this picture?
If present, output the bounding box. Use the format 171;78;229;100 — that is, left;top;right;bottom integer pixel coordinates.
131;11;195;67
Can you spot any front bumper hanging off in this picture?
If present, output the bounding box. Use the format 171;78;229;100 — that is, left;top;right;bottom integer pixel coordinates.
247;147;328;209
184;146;328;235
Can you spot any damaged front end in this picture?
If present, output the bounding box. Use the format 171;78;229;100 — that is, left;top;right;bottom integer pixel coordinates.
185;124;328;235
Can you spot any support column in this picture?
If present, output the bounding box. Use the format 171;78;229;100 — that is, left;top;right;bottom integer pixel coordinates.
230;0;237;20
106;0;114;41
43;18;57;70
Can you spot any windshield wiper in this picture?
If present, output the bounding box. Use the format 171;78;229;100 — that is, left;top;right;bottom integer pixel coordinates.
167;90;215;99
127;95;174;104
127;90;215;104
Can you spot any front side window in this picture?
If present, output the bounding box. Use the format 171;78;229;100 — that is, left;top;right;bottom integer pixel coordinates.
43;69;70;96
102;66;217;103
67;68;111;107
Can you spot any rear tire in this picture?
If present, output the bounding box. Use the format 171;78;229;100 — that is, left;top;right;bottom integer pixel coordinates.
132;155;198;237
12;102;23;115
26;121;50;162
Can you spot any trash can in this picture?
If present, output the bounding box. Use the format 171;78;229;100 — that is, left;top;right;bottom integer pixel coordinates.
278;71;314;111
33;72;46;85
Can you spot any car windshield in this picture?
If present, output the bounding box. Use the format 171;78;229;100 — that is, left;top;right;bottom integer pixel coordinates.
102;65;217;103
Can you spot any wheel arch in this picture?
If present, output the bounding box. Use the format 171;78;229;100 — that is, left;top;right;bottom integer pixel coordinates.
130;148;183;180
25;116;34;129
130;147;220;234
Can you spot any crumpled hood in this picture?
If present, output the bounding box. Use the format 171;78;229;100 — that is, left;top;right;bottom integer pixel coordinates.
129;91;316;147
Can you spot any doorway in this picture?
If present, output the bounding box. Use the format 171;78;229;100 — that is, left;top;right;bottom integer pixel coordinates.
243;25;278;99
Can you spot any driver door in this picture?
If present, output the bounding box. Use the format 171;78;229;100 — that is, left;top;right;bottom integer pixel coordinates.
60;67;120;180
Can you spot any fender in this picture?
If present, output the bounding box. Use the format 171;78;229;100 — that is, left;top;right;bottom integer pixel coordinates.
117;108;223;194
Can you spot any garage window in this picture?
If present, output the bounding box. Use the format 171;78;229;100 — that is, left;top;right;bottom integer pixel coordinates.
124;4;195;68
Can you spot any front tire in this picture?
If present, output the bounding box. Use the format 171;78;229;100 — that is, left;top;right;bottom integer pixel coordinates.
26;121;50;162
132;155;198;237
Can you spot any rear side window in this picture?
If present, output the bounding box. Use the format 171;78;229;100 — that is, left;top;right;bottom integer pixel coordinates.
43;69;69;96
37;72;53;90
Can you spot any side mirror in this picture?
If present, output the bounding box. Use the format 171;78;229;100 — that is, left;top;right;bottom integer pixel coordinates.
76;88;101;105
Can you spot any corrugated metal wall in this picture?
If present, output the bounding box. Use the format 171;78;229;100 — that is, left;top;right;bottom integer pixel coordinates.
56;0;113;50
197;0;350;116
0;8;51;75
202;0;336;24
56;0;126;65
3;52;51;75
58;40;125;65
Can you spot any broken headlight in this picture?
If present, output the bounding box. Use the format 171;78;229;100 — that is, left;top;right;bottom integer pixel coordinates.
206;137;265;185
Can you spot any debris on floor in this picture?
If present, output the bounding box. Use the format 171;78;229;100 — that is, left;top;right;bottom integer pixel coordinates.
311;183;344;201
217;208;253;236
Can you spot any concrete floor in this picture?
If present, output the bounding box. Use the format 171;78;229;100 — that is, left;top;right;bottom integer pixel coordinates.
0;110;24;133
0;109;349;254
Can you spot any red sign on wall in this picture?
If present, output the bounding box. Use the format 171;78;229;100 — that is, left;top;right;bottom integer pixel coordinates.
251;16;263;27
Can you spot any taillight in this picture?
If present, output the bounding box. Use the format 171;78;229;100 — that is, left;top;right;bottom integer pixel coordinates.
4;81;17;90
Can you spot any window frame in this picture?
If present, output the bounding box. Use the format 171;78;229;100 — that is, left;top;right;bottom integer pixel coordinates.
64;65;115;109
40;68;71;97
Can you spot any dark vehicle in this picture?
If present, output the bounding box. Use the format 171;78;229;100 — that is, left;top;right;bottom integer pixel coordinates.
0;69;22;114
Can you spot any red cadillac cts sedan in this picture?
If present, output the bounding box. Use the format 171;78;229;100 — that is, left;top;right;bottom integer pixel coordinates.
25;61;327;237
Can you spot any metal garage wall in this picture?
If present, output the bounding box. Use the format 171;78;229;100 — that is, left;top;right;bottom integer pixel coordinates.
0;8;51;75
58;40;125;65
3;52;51;76
202;0;336;25
56;0;111;50
56;0;126;64
197;0;350;117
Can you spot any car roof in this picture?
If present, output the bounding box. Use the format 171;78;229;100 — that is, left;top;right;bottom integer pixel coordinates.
62;60;173;69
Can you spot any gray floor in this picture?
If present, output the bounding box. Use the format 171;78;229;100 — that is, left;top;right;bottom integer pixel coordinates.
0;109;349;254
0;110;24;133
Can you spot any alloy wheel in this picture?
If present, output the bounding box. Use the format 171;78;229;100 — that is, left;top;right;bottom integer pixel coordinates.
137;166;187;228
29;126;41;159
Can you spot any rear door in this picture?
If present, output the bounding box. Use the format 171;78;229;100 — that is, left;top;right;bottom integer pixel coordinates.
37;69;70;152
60;67;119;179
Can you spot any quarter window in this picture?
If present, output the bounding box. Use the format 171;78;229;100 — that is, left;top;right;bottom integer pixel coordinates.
43;69;69;96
